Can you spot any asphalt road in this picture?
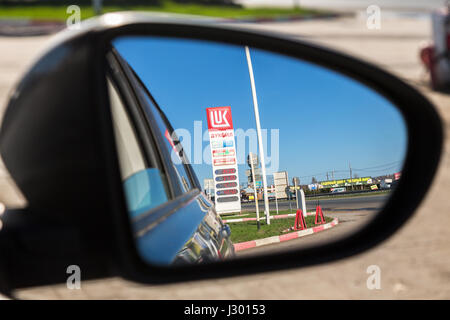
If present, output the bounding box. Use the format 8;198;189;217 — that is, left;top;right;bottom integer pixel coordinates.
236;210;371;257
240;193;389;213
236;194;387;257
1;12;450;299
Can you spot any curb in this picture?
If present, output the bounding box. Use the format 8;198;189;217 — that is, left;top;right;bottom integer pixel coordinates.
233;217;339;252
223;211;315;223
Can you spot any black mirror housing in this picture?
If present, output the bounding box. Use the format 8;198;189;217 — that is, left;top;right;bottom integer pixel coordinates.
0;13;443;293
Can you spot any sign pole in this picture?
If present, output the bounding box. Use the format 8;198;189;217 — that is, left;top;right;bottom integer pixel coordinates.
245;46;271;225
250;153;261;230
275;193;279;215
289;196;292;213
300;188;307;217
93;0;103;15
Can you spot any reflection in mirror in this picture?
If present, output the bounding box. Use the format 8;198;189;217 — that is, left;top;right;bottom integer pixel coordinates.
108;36;407;266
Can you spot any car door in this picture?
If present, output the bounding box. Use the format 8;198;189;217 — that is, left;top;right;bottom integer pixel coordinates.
106;49;234;266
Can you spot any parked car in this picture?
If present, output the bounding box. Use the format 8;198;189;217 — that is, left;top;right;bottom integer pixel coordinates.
419;4;450;90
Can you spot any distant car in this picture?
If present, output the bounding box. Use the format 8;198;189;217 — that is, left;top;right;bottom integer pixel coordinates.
331;187;346;193
380;179;393;189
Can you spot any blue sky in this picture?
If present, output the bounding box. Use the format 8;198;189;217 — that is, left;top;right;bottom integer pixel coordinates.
113;36;407;187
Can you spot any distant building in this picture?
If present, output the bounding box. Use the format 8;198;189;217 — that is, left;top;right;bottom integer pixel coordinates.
203;178;214;199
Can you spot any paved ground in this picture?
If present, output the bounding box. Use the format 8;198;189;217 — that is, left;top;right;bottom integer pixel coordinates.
236;210;373;257
1;12;450;299
231;194;382;255
241;193;388;213
237;194;386;245
0;36;49;208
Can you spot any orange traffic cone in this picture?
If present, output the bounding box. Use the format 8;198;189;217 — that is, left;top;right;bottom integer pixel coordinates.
315;205;325;225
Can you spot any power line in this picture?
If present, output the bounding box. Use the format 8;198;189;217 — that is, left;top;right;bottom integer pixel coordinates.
353;160;402;171
295;160;402;180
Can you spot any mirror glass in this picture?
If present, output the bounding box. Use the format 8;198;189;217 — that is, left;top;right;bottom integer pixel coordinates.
107;36;407;266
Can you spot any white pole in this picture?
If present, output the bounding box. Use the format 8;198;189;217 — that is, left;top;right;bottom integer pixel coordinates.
245;46;271;225
294;179;299;209
92;0;103;15
300;189;307;217
250;153;260;229
275;194;279;215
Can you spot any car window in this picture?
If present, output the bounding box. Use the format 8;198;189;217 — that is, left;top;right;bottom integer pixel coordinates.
109;78;146;180
133;79;194;193
108;78;169;218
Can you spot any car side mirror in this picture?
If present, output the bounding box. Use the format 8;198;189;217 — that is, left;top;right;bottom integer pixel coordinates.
0;13;443;295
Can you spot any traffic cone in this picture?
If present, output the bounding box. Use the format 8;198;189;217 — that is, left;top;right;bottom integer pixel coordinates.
315;205;325;225
294;209;307;230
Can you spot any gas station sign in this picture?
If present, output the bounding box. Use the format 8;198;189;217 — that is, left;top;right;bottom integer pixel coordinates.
206;106;241;214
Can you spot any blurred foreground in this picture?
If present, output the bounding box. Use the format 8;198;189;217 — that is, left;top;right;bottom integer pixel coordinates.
0;10;449;299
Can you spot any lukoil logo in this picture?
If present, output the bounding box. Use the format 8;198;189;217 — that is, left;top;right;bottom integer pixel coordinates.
207;106;233;130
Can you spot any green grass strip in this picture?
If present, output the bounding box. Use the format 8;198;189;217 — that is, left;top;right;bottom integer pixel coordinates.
229;215;333;243
0;3;323;21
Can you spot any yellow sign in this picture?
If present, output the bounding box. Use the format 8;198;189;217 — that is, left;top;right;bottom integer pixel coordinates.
320;177;371;186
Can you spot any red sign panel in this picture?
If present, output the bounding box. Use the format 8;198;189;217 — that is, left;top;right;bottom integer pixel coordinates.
217;189;238;196
206;106;233;131
213;157;236;166
215;168;236;175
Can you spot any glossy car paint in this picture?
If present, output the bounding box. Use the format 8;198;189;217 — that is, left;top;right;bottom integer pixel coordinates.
108;49;235;266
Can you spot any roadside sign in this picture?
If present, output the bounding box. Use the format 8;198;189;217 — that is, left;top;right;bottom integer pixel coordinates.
253;168;262;176
206;106;241;214
246;168;261;177
273;171;289;199
320;177;371;187
247;152;259;167
254;174;263;181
